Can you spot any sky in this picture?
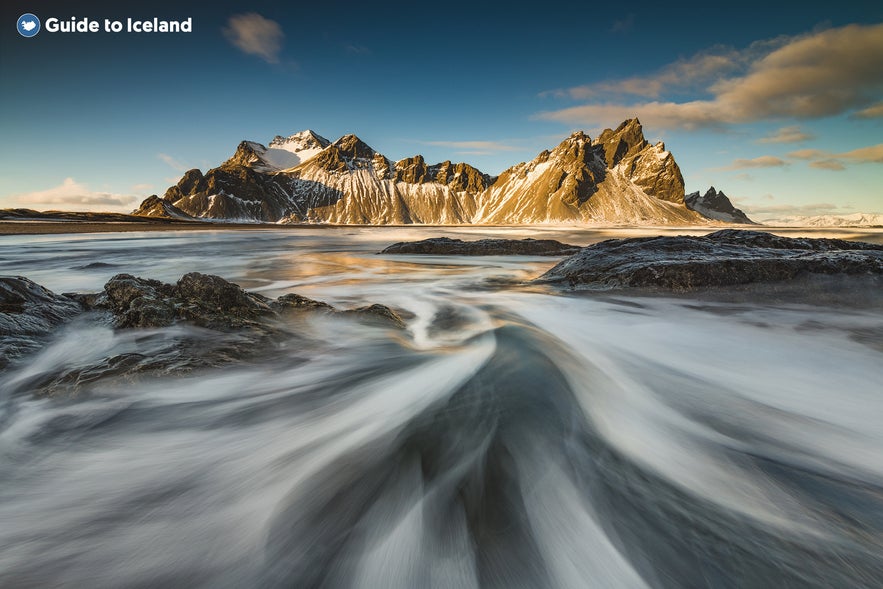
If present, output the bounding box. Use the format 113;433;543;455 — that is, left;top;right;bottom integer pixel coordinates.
1;0;881;220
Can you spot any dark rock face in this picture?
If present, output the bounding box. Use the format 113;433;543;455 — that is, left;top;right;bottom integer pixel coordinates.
92;273;405;331
0;277;84;367
340;304;407;329
271;293;335;313
685;187;755;224
538;230;883;290
132;195;192;219
381;237;581;256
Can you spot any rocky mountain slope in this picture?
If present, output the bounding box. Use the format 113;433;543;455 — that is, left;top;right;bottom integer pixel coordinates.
134;119;727;225
685;187;755;224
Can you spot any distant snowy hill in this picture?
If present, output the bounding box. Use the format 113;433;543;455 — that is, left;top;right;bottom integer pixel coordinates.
760;213;883;227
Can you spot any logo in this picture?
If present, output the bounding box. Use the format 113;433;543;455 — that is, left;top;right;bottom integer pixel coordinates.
17;13;40;37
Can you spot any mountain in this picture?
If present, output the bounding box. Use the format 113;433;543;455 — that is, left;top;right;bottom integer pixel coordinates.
474;121;700;224
134;119;720;225
685;187;755;224
759;213;883;227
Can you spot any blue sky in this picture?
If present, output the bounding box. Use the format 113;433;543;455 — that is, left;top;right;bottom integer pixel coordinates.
1;0;881;219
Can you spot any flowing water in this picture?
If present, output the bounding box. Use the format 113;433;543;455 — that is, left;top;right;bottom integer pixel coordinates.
1;227;882;588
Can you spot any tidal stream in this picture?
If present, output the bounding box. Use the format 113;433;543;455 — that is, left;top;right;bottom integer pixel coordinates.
1;227;882;588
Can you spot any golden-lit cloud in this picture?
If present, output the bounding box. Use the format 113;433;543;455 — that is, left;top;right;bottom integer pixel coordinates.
223;13;284;63
787;143;883;170
723;156;789;169
537;23;883;130
10;178;137;211
758;126;813;144
852;102;883;119
809;160;846;171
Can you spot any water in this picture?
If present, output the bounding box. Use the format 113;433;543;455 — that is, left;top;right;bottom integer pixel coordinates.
1;227;882;588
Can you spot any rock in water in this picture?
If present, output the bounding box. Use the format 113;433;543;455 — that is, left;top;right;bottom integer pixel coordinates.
0;277;83;367
380;237;581;256
537;230;883;290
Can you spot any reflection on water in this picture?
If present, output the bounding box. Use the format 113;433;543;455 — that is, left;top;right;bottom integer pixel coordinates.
1;227;882;588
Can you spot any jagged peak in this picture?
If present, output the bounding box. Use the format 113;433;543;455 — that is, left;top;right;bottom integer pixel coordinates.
269;130;331;149
333;134;377;159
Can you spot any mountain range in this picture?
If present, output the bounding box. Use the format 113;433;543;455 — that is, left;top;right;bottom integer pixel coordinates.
134;119;752;225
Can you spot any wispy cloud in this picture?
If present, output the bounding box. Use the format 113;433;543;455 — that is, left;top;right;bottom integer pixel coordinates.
723;156;789;170
787;143;883;170
131;183;154;192
537;22;883;130
852;102;883;119
610;13;634;34
809;159;846;171
10;178;137;211
223;13;284;63
745;202;847;218
423;140;520;154
158;153;189;172
758;125;813;144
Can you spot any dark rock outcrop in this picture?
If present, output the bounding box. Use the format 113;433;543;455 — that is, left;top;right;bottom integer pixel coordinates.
537;230;883;290
0;277;84;367
381;237;581;256
340;304;407;329
685;187;755;224
95;273;405;331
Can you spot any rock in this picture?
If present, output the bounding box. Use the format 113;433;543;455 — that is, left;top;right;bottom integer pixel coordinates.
104;274;177;328
537;230;883;290
380;237;581;256
340;304;407;329
271;293;335;313
0;277;83;367
685;187;755;224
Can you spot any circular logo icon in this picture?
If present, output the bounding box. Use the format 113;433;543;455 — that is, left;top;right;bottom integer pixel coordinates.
17;13;40;37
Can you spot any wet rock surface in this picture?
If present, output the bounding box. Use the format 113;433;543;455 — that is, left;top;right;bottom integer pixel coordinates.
538;229;883;290
0;277;83;368
1;272;406;388
380;237;581;256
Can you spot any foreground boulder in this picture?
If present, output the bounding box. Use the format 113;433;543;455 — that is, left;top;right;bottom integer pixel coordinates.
380;237;581;256
0;277;83;368
95;272;405;330
537;230;883;290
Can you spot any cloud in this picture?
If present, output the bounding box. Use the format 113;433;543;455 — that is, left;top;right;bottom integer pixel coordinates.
787;148;828;160
158;153;189;172
838;144;883;164
223;13;284;63
10;178;137;211
852;102;883;118
787;143;883;170
131;183;154;192
345;44;371;55
543;50;746;100
537;22;883;130
423;140;519;153
610;14;634;34
758;125;813;144
809;159;846;171
724;156;789;169
746;202;845;218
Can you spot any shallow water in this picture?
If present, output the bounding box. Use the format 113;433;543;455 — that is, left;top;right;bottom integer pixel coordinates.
1;227;882;588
